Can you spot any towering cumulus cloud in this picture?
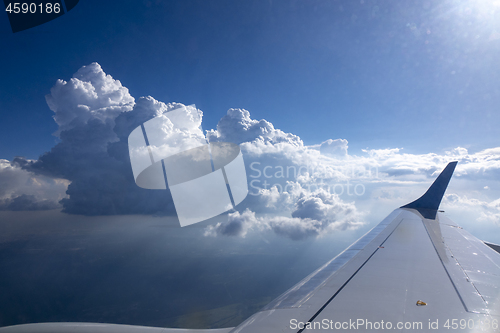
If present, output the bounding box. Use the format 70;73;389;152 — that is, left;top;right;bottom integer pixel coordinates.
3;63;500;240
22;63;182;215
47;63;135;135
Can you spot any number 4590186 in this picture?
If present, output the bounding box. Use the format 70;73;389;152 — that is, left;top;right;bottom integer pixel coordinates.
5;2;61;14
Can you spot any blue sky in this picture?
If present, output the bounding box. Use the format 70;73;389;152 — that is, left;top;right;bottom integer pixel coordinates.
1;0;500;161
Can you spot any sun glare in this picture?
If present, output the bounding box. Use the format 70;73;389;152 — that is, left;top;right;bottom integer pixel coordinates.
444;0;500;42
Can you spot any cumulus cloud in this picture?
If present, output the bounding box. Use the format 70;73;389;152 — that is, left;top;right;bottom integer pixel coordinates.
442;193;500;225
207;108;302;147
47;63;134;135
204;209;264;238
271;189;363;240
0;194;60;211
22;64;186;215
11;64;202;216
205;187;363;240
0;159;68;211
320;139;348;157
203;109;363;240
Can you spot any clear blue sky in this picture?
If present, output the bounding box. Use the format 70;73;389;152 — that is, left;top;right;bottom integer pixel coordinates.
1;0;500;161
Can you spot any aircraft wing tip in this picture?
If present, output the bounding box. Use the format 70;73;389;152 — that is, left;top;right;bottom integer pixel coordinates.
401;161;458;214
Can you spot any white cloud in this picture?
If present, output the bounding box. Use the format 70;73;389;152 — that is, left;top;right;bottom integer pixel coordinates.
0;158;68;210
206;186;363;240
207;108;303;147
201;108;500;239
320;139;348;157
204;209;265;238
23;66;186;215
270;188;363;240
442;193;500;226
46;62;135;135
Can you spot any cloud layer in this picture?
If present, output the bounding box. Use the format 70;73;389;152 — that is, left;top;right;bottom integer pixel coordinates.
205;188;362;240
3;62;500;240
0;158;68;211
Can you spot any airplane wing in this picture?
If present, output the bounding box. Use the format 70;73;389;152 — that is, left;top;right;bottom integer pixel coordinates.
1;161;499;332
231;161;500;332
0;324;233;333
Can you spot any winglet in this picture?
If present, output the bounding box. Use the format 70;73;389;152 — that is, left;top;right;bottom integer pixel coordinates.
401;161;458;219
